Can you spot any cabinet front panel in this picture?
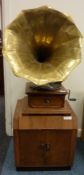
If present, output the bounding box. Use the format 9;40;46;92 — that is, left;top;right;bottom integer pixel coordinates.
17;130;72;167
28;94;65;108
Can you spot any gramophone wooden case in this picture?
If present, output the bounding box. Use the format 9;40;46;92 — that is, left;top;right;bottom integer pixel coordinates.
13;87;77;170
26;86;67;108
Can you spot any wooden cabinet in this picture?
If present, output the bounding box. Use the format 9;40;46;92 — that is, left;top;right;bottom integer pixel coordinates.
13;97;77;170
14;130;76;168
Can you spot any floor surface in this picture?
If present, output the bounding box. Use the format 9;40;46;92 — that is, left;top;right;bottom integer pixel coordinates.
0;96;11;174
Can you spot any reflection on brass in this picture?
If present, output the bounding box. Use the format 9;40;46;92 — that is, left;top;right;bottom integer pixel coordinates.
3;6;83;85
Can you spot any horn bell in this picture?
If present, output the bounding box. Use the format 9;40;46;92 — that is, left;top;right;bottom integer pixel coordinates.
3;6;83;85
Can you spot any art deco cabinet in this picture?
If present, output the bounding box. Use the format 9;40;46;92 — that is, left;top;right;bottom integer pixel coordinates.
13;86;77;170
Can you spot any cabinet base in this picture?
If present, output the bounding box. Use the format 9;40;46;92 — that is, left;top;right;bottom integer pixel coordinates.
13;98;77;169
16;166;71;171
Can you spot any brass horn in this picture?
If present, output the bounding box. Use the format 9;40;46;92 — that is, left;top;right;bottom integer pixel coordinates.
3;6;82;86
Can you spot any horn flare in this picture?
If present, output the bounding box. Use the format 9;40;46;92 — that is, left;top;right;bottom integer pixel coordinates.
3;6;83;85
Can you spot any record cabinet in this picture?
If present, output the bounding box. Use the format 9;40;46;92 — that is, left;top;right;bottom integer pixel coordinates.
13;87;77;170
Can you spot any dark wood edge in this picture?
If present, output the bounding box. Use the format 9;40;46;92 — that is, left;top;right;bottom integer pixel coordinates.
25;83;68;95
13;100;22;129
13;130;20;167
68;130;77;166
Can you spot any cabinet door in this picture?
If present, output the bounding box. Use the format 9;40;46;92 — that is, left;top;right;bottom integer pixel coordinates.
15;130;74;167
45;130;72;167
18;130;46;167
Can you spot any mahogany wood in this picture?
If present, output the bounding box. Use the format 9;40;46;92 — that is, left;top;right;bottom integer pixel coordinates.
13;98;77;169
14;130;77;168
22;97;71;115
28;94;65;108
26;85;67;108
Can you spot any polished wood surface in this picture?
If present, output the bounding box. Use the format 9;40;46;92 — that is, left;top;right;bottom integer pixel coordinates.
19;106;77;130
14;130;76;168
19;115;77;130
22;96;71;115
28;94;65;108
13;97;77;169
14;98;77;130
26;85;67;108
13;100;22;129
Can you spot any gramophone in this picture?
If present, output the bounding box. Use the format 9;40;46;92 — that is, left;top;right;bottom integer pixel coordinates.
3;6;82;170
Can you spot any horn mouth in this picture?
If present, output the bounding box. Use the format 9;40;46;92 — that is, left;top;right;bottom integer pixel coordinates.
3;7;82;85
33;44;53;63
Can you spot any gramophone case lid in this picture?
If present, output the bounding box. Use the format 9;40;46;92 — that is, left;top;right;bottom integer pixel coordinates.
3;6;83;85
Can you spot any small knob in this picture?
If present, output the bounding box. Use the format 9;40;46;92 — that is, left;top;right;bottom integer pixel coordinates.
44;97;51;104
40;143;50;152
